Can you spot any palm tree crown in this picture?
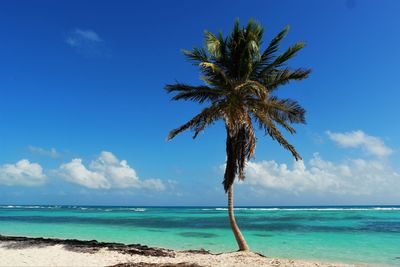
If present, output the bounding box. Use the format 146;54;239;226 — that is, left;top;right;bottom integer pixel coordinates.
166;19;310;192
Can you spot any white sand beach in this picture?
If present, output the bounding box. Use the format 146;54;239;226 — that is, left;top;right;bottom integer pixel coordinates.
0;239;361;267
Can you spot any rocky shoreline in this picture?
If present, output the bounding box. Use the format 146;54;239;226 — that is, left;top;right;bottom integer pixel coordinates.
0;235;208;267
0;234;176;257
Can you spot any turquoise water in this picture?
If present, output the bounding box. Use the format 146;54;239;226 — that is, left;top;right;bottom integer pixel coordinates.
0;206;399;266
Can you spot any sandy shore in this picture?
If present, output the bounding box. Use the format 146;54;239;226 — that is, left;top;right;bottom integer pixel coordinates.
0;235;361;267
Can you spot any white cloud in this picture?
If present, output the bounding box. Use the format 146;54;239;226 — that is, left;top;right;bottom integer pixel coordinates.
66;29;102;47
65;29;109;57
243;154;400;196
58;158;110;189
74;29;102;42
141;179;166;191
219;130;399;199
0;160;45;186
326;130;393;157
28;145;61;158
57;151;165;191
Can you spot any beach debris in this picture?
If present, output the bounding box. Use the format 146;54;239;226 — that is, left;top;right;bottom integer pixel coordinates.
269;258;281;266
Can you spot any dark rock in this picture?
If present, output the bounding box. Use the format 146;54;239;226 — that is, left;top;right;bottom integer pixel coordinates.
182;248;211;255
0;234;174;257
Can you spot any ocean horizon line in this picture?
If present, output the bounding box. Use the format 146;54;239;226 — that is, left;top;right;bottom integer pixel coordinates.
1;204;399;208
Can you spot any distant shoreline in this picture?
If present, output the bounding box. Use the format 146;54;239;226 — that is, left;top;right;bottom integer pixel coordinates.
0;235;359;267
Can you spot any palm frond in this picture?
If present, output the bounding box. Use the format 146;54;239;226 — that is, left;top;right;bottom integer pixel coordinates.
182;48;208;65
260;26;289;65
264;68;311;91
205;31;221;59
259;42;305;76
215;31;228;67
245;19;264;45
252;107;296;134
253;113;301;160
235;80;267;100
167;104;223;140
266;120;301;160
238;19;264;80
251;97;306;124
250;26;289;78
183;46;230;87
165;83;224;103
199;61;230;86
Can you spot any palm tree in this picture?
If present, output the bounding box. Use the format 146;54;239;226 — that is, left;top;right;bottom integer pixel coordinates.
165;19;310;252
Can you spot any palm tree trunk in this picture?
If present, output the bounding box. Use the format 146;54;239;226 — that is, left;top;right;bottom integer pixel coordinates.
228;184;250;251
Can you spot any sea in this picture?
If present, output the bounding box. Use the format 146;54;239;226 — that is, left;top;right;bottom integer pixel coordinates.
0;205;399;266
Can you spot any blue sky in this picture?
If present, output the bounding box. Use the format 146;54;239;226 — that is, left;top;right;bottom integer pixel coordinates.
1;0;400;206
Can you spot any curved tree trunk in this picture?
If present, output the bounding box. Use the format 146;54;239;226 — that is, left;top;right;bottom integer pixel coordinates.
228;185;250;251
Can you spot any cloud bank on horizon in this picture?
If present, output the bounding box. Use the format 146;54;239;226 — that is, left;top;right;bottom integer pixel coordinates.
244;153;399;196
243;130;399;197
234;130;399;199
0;130;398;202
